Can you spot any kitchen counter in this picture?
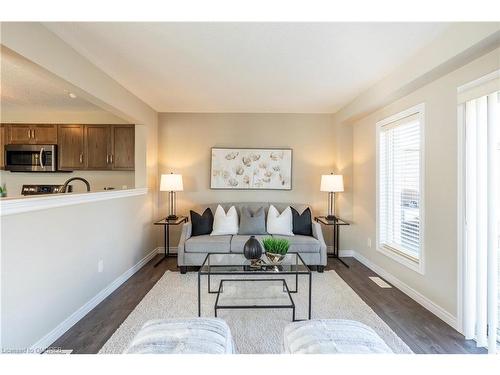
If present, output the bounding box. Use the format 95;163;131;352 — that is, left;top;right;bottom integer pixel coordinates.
0;187;148;216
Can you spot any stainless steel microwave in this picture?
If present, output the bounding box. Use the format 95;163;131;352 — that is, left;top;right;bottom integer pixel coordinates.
5;144;57;172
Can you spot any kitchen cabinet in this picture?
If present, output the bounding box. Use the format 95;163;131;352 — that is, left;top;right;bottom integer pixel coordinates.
111;125;135;170
0;124;5;169
8;124;31;144
85;125;111;170
58;124;134;171
58;125;85;171
7;124;57;144
3;123;134;172
32;125;58;144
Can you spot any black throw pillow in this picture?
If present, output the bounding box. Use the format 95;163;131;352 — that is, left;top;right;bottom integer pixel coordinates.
190;208;214;236
291;207;313;236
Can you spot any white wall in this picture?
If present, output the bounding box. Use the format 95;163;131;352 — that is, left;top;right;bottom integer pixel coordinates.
0;193;155;349
332;23;500;125
157;113;337;246
338;48;500;324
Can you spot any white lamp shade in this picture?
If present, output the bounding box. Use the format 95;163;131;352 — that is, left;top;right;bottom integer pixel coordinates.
320;174;344;192
160;173;183;191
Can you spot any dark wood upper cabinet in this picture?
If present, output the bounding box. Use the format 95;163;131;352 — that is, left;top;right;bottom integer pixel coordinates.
8;124;32;144
8;124;57;144
0;125;5;169
58;125;85;171
32;125;58;144
85;125;111;170
1;123;134;172
111;125;135;170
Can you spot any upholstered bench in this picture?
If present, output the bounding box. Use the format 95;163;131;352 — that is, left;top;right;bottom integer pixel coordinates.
124;318;235;354
283;319;393;354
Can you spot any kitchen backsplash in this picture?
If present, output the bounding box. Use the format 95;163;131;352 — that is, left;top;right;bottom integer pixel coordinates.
0;170;135;197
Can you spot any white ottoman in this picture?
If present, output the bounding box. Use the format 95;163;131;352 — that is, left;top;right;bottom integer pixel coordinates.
283;319;393;354
124;318;235;354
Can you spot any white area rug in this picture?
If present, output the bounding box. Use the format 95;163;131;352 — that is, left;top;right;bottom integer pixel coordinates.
99;271;412;354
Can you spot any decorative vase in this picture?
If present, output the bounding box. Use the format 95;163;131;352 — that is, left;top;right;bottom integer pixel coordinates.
243;235;263;261
265;252;286;264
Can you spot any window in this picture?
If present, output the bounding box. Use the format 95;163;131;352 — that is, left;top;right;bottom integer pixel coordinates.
377;104;425;273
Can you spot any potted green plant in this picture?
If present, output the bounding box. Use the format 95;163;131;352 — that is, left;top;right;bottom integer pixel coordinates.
262;237;290;264
0;184;6;198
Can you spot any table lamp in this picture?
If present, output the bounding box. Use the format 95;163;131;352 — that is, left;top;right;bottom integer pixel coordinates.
320;173;344;220
160;173;183;220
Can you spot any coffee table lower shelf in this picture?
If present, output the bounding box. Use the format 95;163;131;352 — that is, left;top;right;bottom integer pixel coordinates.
214;278;297;321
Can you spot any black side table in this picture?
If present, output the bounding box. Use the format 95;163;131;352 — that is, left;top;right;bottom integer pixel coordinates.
314;216;350;268
154;216;188;267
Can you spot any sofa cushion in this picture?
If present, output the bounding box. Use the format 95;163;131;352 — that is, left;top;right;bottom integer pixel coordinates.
273;235;320;253
190;208;214;236
267;205;294;236
291;207;313;236
211;205;239;236
238;207;267;235
230;235;267;253
185;235;231;253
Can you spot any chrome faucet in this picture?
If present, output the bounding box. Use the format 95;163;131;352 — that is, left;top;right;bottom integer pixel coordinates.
60;177;91;193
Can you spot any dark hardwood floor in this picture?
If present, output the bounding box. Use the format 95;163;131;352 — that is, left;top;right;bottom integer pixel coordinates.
328;258;485;354
50;255;485;354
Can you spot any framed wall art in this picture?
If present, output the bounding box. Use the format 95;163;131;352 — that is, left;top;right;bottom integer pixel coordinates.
210;147;292;190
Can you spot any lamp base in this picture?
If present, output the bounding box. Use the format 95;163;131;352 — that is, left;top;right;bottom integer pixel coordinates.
167;190;178;220
326;215;337;221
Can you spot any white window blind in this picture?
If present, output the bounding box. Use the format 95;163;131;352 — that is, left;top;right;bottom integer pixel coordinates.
462;89;499;353
378;108;423;264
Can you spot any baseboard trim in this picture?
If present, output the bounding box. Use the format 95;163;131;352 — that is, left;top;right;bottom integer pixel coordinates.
327;246;355;257
157;246;178;254
341;250;458;330
31;247;159;352
339;249;355;257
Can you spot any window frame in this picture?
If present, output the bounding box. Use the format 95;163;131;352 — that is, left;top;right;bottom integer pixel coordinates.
376;103;426;275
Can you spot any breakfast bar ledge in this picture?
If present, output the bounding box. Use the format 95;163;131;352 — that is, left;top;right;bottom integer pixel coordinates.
0;188;149;216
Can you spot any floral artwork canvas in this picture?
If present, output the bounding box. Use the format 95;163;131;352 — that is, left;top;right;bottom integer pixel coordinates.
211;148;292;190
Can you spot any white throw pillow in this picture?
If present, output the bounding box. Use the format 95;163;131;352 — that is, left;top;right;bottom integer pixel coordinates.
266;205;294;236
211;205;239;235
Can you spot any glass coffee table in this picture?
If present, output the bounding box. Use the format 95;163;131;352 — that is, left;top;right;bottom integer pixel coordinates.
197;253;312;321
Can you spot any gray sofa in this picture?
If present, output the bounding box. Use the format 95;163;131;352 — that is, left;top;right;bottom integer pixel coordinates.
177;202;327;273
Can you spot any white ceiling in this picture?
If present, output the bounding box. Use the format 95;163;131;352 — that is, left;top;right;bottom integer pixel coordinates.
0;47;117;115
45;22;450;113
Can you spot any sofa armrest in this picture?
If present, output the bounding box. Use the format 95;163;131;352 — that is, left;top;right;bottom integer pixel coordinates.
312;221;327;266
177;222;192;265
